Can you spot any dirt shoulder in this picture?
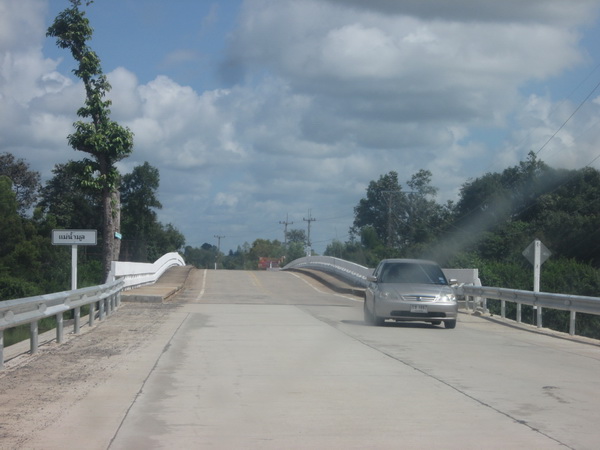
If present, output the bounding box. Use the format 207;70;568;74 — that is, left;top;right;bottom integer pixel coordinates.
0;301;183;449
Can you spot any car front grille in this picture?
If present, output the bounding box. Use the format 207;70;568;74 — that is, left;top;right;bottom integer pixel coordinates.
402;295;436;302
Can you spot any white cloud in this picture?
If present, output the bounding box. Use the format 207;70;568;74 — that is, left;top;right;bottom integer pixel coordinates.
1;0;600;253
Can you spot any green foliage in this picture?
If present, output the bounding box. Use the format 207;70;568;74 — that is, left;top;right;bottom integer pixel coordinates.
121;162;164;261
144;223;185;262
38;161;101;229
184;244;218;269
0;275;42;299
541;258;600;296
0;152;41;214
286;242;307;262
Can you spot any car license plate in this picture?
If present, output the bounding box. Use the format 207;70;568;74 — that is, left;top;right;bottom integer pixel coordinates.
411;304;428;313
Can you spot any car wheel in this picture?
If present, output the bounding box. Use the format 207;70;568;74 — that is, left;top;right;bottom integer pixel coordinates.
373;314;385;326
371;305;384;326
363;301;374;325
445;319;457;329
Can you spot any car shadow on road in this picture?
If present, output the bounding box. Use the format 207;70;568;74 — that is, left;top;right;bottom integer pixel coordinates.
341;320;446;329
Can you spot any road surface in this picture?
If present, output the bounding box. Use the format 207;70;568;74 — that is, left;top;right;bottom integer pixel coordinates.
1;269;599;449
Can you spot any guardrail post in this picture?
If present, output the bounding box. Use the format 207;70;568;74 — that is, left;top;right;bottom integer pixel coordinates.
56;313;64;343
569;311;576;336
89;302;95;327
516;303;522;323
99;299;105;321
30;321;38;354
501;300;506;319
537;305;543;328
74;307;80;334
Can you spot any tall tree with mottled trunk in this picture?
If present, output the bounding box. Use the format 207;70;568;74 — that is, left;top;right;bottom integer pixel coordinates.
47;0;133;281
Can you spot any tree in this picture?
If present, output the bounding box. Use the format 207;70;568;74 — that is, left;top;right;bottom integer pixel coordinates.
145;222;185;262
38;161;101;230
0;176;22;264
47;0;134;280
184;244;218;269
0;152;41;215
121;162;162;261
0;176;50;298
286;229;307;245
352;171;405;248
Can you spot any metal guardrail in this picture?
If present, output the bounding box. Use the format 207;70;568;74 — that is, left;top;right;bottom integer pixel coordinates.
0;252;185;369
285;256;600;338
0;279;123;368
460;285;600;336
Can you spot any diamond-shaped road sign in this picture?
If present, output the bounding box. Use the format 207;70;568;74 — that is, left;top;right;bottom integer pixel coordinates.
522;239;552;266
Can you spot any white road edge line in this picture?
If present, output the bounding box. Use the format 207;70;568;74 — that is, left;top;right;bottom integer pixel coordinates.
196;269;207;300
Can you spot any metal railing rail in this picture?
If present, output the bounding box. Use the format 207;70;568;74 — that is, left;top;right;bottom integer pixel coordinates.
0;279;123;368
460;285;600;336
0;252;185;369
285;256;600;338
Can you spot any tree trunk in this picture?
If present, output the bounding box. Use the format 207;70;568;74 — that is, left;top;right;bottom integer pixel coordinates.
102;188;121;282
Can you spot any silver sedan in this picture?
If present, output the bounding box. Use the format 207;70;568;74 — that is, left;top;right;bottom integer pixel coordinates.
364;259;458;328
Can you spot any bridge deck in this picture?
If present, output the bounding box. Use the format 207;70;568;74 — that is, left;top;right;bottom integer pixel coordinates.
1;268;599;449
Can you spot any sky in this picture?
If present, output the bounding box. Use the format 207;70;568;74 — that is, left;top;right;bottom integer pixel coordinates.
2;0;600;256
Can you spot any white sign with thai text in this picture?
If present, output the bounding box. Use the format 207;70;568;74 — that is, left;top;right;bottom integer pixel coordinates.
52;229;97;246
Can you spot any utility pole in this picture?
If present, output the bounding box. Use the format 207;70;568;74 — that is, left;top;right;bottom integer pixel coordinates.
279;214;293;247
214;235;225;270
303;210;316;256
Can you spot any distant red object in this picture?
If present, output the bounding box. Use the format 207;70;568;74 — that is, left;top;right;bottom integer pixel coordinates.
258;257;284;270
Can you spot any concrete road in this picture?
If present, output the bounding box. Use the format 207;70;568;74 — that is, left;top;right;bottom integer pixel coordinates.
24;269;600;449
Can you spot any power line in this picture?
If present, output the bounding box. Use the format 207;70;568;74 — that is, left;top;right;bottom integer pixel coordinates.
535;77;600;157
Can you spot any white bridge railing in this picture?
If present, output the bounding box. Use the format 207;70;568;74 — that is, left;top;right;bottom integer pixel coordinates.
0;252;185;369
108;252;186;289
283;256;371;287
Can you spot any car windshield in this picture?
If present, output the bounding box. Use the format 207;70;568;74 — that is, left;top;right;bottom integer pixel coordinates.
378;262;447;285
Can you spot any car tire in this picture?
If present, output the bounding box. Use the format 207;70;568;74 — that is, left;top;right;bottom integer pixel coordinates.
430;320;442;326
363;301;374;325
371;304;384;326
364;300;384;326
373;314;385;326
445;319;457;329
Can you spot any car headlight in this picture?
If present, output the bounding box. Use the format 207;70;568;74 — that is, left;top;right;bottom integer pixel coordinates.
437;294;456;303
378;290;398;300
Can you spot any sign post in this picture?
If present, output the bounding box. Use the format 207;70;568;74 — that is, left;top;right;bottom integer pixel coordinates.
52;229;98;287
52;230;97;336
522;239;551;328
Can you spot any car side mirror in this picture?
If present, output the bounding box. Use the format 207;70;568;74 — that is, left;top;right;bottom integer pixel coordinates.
367;275;378;282
449;278;458;286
